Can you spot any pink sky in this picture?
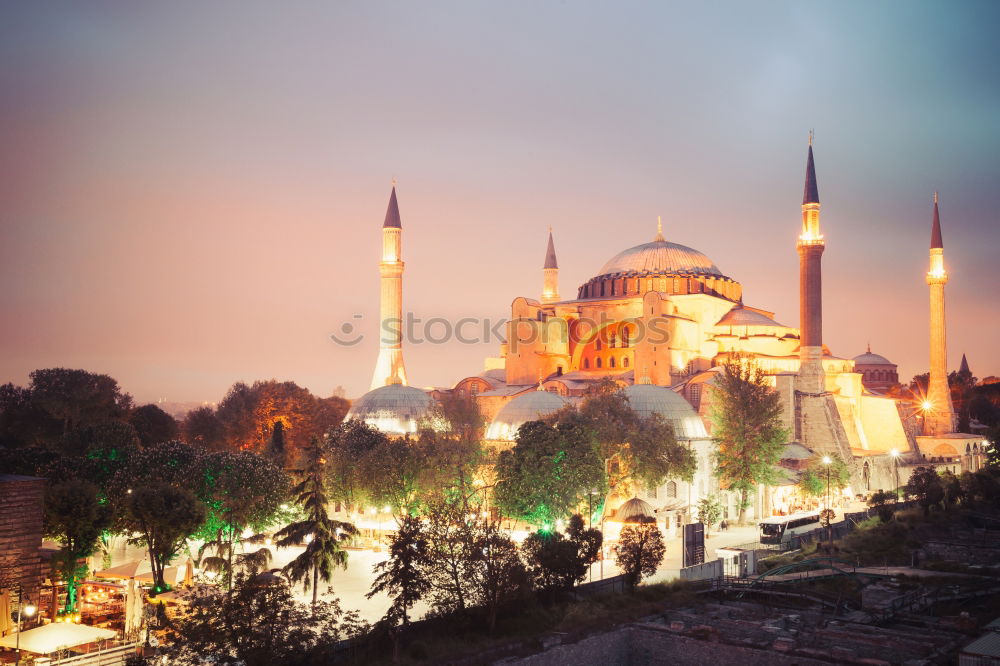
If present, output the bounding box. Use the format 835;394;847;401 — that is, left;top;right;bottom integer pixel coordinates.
1;3;998;403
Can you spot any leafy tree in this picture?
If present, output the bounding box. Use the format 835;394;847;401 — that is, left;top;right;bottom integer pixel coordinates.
493;420;605;527
28;368;133;441
181;406;226;451
275;438;358;606
325;419;387;508
163;574;366;666
0;382;50;448
44;480;112;613
867;490;896;522
940;469;961;508
697;494;723;534
959;469;1000;506
798;454;851;498
359;434;427;515
367;514;432;626
613;520;666;587
129;404;179;447
710;356;789;523
521;514;602;594
470;519;528;633
906;466;945;516
126;482;206;591
422;493;478;614
60;419;140;458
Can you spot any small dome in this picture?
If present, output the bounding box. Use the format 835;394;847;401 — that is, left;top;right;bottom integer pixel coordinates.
624;384;709;440
852;351;895;366
715;306;785;328
345;384;434;436
486;390;570;441
617;497;655;523
596;239;722;278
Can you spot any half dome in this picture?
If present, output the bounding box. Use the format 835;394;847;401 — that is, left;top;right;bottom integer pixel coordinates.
623;384;709;440
486;390;570;441
596;239;722;278
345;384;435;436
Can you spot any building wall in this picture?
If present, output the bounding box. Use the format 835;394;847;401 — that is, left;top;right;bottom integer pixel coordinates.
0;475;46;611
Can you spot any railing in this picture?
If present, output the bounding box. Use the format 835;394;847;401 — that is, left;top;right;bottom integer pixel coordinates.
43;643;138;666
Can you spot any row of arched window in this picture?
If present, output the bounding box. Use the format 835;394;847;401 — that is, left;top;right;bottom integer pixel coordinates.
583;356;630;370
862;368;897;383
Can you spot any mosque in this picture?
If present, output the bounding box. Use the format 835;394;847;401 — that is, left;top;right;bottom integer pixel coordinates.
345;142;986;525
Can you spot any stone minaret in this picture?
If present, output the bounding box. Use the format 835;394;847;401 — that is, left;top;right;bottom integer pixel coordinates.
370;186;408;389
924;192;955;435
797;137;826;392
542;228;559;304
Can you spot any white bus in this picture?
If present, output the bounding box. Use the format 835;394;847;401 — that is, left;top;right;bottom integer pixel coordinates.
759;510;821;544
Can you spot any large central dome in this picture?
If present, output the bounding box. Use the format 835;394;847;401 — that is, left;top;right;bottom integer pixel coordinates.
597;239;721;277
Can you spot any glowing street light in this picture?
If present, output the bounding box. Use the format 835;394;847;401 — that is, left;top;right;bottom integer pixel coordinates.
921;400;932;411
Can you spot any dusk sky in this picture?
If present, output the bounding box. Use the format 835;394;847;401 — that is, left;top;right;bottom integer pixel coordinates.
2;1;998;404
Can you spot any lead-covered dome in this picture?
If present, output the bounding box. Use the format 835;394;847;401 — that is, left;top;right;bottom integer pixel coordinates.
852;351;894;366
345;384;434;436
486;390;570;441
624;384;709;440
596;239;722;278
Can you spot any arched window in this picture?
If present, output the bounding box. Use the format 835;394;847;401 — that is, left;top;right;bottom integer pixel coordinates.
596;357;603;369
621;327;630;347
623;357;630;368
610;357;616;368
596;339;602;351
672;278;680;292
666;481;677;498
609;333;616;348
584;358;590;369
470;383;480;396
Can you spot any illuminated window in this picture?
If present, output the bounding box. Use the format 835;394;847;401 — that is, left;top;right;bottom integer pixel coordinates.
609;333;616;348
471;383;480;396
597;357;603;369
673;278;680;292
666;481;677;498
623;357;630;368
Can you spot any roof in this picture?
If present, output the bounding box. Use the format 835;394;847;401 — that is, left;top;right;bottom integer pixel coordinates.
345;383;435;436
595;239;722;278
617;497;655;523
931;194;943;249
803;143;819;204
781;442;814;460
715;306;785;328
383;186;402;228
543;230;558;269
485;390;570;441
623;384;709;439
852;350;895;366
0;623;117;654
962;631;1000;658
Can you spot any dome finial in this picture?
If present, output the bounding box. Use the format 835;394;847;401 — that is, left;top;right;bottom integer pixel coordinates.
867;342;871;354
655;216;664;242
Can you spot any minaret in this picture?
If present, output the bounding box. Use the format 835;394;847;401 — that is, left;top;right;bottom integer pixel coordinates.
541;228;559;304
369;185;408;389
924;192;955;435
797;135;826;392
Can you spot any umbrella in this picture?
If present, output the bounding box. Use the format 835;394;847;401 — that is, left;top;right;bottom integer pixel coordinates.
124;580;139;637
0;623;116;655
95;559;152;580
183;559;194;587
135;567;179;586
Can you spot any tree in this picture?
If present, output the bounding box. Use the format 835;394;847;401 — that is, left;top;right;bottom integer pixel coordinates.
940;469;961;508
906;466;945;516
469;520;528;633
867;490;896;522
521;514;602;594
44;480;112;613
181;406;226;451
28;368;132;441
367;514;432;626
710;356;789;523
613;520;666;587
697;494;723;534
163;574;366;666
493;420;605;527
129;404;179;447
61;419;140;458
275;438;358;606
421;493;479;614
325;419;387;508
264;420;287;469
798;454;851;498
126;483;206;591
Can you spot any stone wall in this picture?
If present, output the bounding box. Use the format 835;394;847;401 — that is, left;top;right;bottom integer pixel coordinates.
0;474;46;610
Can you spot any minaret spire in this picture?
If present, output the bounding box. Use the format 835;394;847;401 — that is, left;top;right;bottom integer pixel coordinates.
655;216;664;242
925;192;955;434
542;227;560;304
370;184;408;389
797;138;826;392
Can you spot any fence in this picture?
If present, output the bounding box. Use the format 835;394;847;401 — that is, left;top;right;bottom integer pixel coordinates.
572;573;631;598
41;642;138;666
679;559;723;581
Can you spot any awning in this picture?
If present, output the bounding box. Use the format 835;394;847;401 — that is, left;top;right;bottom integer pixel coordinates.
95;559;151;580
0;623;117;654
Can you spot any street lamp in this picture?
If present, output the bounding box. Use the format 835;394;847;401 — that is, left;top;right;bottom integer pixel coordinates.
822;456;832;548
15;586;37;666
890;449;900;502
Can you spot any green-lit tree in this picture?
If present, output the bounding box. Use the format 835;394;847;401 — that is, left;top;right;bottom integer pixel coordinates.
710;356;789;523
275;437;358;606
126;482;206;592
45;479;112;613
367;514;432;626
798;454;851;499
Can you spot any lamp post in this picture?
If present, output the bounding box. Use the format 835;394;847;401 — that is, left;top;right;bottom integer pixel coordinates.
890;449;900;502
15;585;37;666
822;456;832;548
